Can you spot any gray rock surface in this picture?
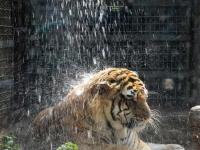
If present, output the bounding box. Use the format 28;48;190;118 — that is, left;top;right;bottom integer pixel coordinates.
148;143;185;150
189;105;200;125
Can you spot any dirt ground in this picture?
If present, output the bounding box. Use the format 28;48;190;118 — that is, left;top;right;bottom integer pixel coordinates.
0;110;194;150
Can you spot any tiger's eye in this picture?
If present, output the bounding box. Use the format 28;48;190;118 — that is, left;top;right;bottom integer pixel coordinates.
109;79;115;84
127;86;132;90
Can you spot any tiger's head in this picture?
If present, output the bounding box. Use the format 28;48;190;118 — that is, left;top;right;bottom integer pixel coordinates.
87;68;151;131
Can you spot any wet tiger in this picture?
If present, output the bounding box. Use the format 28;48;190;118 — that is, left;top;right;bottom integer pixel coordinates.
33;68;157;150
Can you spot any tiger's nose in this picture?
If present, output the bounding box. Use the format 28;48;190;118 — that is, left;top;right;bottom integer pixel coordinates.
137;113;150;120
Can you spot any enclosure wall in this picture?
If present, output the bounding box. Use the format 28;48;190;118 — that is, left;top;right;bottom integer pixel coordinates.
0;0;13;126
191;0;200;106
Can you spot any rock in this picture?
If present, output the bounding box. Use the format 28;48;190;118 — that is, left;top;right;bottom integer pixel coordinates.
189;105;200;126
188;105;200;150
148;143;185;150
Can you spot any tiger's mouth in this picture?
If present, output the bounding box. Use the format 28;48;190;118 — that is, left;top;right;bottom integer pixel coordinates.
125;118;146;129
125;119;136;129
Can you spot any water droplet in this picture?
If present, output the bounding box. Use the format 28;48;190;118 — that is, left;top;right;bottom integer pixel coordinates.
93;57;97;65
102;49;106;59
27;110;30;117
69;9;72;16
38;95;41;103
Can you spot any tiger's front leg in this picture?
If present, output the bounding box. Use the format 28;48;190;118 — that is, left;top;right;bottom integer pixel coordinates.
78;142;151;150
77;143;129;150
138;140;152;150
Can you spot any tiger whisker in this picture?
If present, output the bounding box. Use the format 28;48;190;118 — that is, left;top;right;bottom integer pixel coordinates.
143;109;161;134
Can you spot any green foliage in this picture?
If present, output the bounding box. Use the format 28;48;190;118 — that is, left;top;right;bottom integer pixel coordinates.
0;135;20;150
56;142;79;150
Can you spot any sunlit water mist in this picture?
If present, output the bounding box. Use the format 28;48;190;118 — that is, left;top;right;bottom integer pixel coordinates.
24;0;112;112
17;0;191;114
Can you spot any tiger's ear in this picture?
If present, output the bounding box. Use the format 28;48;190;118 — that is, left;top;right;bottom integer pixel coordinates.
91;81;111;96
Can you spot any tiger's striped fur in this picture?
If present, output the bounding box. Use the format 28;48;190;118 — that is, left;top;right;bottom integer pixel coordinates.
33;68;153;150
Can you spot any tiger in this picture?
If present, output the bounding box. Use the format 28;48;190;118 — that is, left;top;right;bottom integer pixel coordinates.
33;67;157;150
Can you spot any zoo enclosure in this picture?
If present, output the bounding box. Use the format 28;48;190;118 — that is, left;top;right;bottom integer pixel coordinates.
0;0;195;123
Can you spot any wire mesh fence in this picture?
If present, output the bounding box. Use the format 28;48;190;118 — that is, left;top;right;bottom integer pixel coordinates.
101;1;191;107
11;0;193;113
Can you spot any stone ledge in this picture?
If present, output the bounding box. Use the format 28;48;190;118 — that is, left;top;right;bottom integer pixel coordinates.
148;143;185;150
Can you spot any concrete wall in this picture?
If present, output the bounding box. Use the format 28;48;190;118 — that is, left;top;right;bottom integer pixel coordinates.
190;0;200;106
0;0;14;127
